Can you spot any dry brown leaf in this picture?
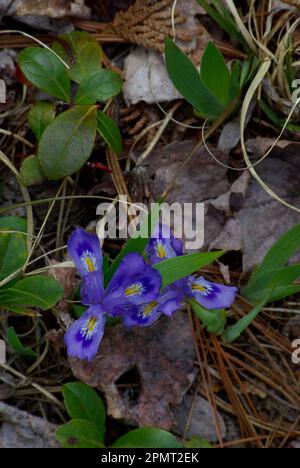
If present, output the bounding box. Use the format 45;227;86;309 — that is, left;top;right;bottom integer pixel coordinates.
0;402;58;448
137;140;230;250
70;313;197;430
136;138;300;271
211;139;300;270
16;0;90;18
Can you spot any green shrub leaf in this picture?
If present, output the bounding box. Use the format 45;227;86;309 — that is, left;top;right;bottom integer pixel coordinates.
62;382;105;443
28;101;56;141
257;223;300;271
75;69;122;105
244;264;300;303
38;105;97;180
52;32;103;84
0;275;64;311
0;217;27;233
244;223;300;303
6;327;37;358
112;428;182;448
56;420;104;448
19;47;70;101
185;436;212;448
20;155;46;186
0;230;27;282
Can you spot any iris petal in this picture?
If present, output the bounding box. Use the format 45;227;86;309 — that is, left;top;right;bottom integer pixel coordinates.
81;271;104;305
121;302;162;327
68;228;103;278
189;276;237;310
147;224;183;264
104;253;162;314
117;286;183;327
158;288;183;317
64;305;106;361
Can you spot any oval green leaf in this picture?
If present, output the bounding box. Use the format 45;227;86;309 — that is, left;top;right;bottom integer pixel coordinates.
75;70;123;105
63;382;105;443
19;47;70;102
112;428;182;448
29;101;56;141
0;230;27;282
6;327;37;358
38;105;97;180
0;217;27;233
52;31;103;84
185;436;212;448
0;275;64;311
165;38;225;119
20;155;46;186
56;420;104;448
200;42;231;106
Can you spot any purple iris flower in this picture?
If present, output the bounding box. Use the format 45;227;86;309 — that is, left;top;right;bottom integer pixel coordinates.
147;224;238;311
115;287;183;328
187;275;238;310
65;228;162;361
147;224;183;264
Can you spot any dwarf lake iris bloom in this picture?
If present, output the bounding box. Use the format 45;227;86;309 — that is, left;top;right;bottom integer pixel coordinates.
147;225;238;311
147;224;183;264
114;286;183;327
65;228;162;361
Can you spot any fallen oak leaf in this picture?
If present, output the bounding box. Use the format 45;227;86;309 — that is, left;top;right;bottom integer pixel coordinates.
69;313;197;430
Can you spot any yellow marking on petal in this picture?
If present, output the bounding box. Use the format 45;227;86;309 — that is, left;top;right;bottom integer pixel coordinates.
143;302;158;317
81;251;97;272
87;317;98;334
81;316;99;340
192;283;206;292
156;242;166;259
125;282;144;297
86;257;95;272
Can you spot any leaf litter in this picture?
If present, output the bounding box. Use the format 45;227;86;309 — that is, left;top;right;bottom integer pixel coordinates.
70;313;197;430
0;0;300;449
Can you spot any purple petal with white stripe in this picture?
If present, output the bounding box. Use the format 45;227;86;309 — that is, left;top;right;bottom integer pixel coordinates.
189;276;237;310
68;228;103;278
64;305;105;361
117;302;162;328
147;224;183;264
118;287;183;327
104;253;162;315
